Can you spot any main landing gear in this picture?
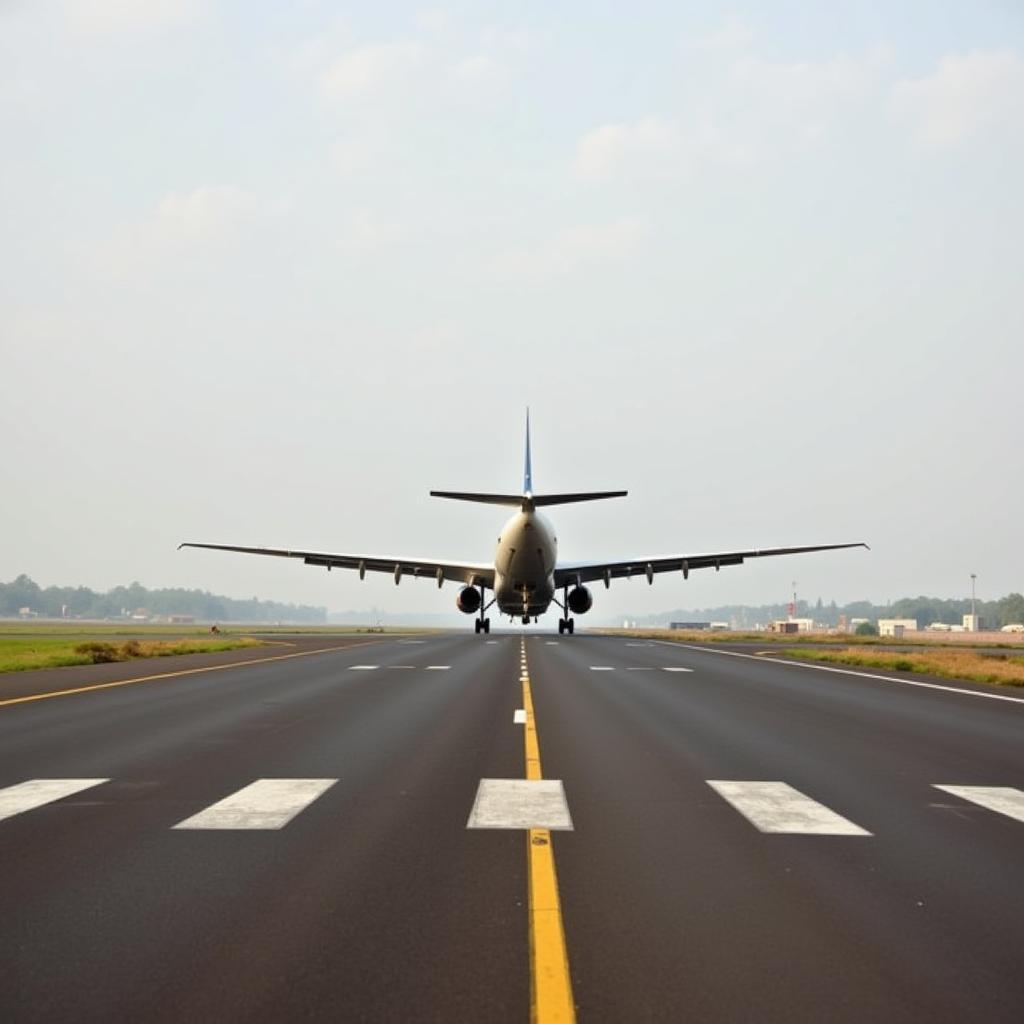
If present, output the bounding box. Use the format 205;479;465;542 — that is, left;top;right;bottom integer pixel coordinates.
558;618;575;635
475;617;491;634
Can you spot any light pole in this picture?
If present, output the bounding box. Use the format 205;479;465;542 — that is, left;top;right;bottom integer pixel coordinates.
971;573;977;630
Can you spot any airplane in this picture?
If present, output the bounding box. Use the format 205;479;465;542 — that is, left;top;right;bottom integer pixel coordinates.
180;414;867;634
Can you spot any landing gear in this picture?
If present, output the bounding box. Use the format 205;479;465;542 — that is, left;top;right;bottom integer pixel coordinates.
557;618;575;635
521;615;530;625
475;617;491;634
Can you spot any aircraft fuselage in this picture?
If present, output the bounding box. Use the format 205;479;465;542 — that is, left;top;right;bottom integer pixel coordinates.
493;508;557;617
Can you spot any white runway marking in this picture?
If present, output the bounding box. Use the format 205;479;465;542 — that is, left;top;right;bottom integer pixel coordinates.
546;641;559;645
424;665;450;671
662;667;693;673
467;779;573;830
348;665;378;671
514;709;527;724
934;785;1024;824
589;666;614;671
401;640;426;644
486;640;499;644
707;781;871;835
0;779;109;823
626;642;653;647
173;779;337;830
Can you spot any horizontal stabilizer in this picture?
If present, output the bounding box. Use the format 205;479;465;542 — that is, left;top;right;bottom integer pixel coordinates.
430;489;627;508
429;491;525;506
530;491;628;507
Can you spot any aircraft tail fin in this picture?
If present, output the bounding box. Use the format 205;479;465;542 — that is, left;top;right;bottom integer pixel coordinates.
524;408;533;494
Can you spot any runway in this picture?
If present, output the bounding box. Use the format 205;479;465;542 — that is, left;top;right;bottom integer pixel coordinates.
2;632;1022;1022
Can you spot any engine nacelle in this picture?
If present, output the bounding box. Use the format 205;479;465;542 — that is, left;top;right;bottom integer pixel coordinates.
456;586;481;614
567;586;593;615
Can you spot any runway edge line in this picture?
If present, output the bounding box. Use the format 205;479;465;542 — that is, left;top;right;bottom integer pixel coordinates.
521;639;576;1024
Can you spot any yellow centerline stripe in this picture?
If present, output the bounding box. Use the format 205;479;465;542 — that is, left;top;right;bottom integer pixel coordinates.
0;640;387;709
520;642;576;1023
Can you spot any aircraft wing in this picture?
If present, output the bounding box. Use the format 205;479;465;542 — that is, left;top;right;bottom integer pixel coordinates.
554;542;868;588
178;542;495;588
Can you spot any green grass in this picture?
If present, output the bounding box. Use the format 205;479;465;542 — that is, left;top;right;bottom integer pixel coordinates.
598;627;1023;649
777;647;1024;687
0;636;264;673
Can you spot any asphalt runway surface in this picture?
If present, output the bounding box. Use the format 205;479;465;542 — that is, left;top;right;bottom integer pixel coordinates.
2;632;1023;1022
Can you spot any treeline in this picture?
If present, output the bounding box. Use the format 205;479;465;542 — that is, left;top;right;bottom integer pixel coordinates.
639;593;1024;630
0;575;327;623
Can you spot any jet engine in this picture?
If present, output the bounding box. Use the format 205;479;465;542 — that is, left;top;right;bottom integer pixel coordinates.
456;586;481;614
567;586;593;615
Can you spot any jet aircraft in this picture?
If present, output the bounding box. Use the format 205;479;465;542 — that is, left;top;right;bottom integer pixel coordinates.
180;415;866;634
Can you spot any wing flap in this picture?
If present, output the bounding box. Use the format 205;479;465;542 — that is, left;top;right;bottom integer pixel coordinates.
555;542;867;587
179;542;494;588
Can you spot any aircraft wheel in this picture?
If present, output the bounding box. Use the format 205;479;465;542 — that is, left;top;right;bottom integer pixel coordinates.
568;618;575;635
474;619;481;634
484;618;490;633
557;619;565;634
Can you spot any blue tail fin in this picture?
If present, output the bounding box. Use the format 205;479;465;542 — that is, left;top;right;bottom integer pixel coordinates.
524;408;533;494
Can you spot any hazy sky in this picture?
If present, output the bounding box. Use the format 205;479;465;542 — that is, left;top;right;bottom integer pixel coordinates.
3;1;1022;620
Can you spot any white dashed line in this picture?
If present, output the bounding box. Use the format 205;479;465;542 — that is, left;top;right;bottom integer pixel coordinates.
0;779;109;823
173;779;337;830
348;665;378;671
662;667;694;673
424;665;450;671
589;666;614;671
707;781;871;835
934;785;1024;824
466;779;573;830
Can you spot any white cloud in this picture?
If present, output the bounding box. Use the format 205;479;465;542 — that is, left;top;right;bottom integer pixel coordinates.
494;218;646;280
320;41;424;101
890;51;1024;148
452;54;497;80
65;0;201;33
574;116;678;182
329;138;375;176
574;37;892;182
148;185;260;245
90;185;270;278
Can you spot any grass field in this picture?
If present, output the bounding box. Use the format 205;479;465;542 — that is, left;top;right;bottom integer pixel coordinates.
0;635;264;673
0;623;437;637
777;646;1024;687
600;628;1024;649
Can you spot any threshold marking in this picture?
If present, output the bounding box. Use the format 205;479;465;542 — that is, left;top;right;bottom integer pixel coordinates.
707;781;871;835
0;779;109;822
173;779;336;830
934;785;1024;824
466;779;572;830
514;709;527;724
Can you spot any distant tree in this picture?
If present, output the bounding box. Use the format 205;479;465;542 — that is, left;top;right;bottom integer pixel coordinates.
855;621;878;636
